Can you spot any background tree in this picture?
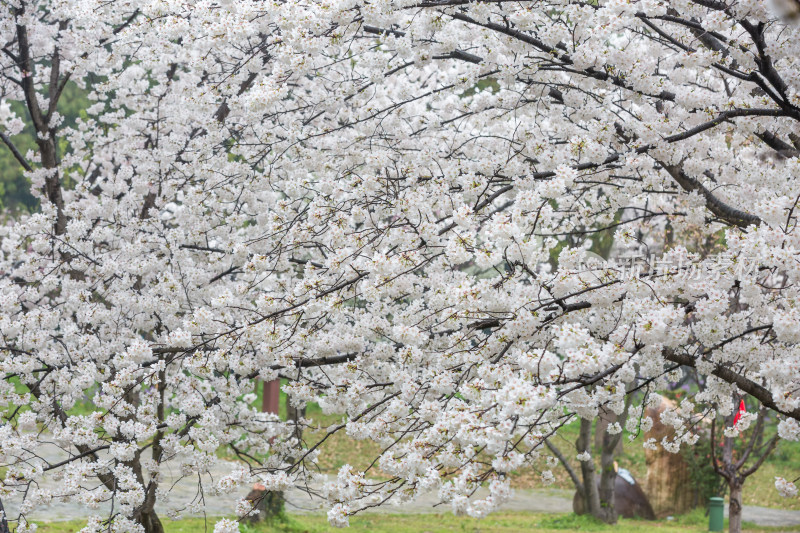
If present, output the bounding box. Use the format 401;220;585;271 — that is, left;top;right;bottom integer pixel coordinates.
711;398;779;533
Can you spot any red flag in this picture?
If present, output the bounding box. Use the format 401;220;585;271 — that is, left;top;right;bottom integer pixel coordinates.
733;399;746;426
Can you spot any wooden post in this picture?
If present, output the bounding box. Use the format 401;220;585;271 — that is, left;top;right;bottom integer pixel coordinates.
254;379;286;523
262;379;280;414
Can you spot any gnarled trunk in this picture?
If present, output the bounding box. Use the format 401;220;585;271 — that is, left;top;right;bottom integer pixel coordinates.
576;418;602;517
594;407;622;455
133;508;165;533
573;407;629;524
597;426;620;524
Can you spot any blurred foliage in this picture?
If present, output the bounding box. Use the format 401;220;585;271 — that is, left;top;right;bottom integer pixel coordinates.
683;435;724;506
0;81;91;213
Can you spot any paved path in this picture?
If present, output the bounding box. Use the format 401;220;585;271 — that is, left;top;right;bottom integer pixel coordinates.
734;506;800;528
287;488;800;529
3;449;799;527
285;487;575;515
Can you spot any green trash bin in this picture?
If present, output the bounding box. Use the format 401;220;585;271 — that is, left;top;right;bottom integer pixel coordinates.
709;497;725;532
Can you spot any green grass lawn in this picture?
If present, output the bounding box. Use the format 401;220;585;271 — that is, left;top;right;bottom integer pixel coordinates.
28;510;800;533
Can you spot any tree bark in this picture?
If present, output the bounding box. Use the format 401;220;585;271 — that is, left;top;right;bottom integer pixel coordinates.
728;483;743;533
15;20;67;235
133;508;165;533
598;425;620;524
594;407;622;455
287;403;306;442
0;495;10;533
576;418;602;517
125;385;164;533
131;456;164;533
573;414;627;524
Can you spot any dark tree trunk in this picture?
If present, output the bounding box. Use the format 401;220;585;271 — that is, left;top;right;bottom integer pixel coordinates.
597;425;621;524
576;418;602;517
133;508;165;533
575;410;627;524
594;407;622;455
569;401;646;523
243;485;285;524
0;495;10;533
287;403;306;441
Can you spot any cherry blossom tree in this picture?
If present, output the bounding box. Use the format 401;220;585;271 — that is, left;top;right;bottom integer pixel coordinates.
1;0;800;531
1;2;340;531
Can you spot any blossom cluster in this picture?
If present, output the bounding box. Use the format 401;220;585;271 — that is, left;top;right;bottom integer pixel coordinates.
0;0;799;530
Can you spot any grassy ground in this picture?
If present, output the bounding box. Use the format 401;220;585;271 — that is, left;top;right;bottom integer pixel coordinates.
242;381;800;511
28;510;800;533
276;396;800;511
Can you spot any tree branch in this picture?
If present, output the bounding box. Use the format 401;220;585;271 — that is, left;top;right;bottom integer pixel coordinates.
659;161;761;229
545;438;584;495
0;131;32;172
664;349;800;421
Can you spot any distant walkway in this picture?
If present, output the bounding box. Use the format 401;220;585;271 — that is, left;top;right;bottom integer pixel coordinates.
285;486;575;515
288;487;800;528
735;506;800;528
